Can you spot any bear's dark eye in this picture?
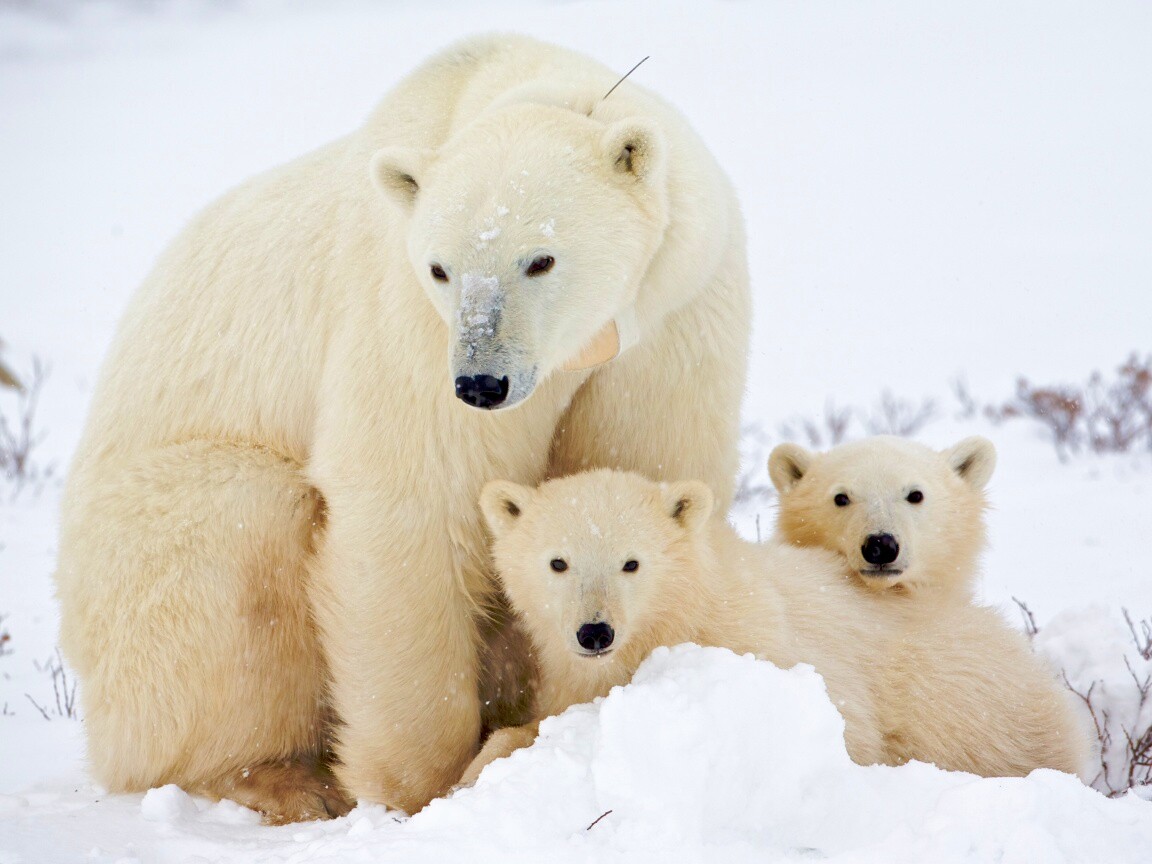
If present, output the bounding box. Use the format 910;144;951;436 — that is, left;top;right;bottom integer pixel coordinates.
622;560;639;572
550;558;568;572
834;493;850;507
906;490;924;504
430;263;448;282
525;255;555;277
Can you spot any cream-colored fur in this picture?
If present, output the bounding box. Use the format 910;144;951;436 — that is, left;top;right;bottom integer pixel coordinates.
768;435;996;602
460;470;1090;786
55;34;750;819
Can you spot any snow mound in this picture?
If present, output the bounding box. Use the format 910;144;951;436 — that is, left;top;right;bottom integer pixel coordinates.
406;644;1152;863
4;641;1152;862
141;784;262;826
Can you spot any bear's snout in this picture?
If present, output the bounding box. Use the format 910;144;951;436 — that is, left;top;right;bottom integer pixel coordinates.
861;533;900;568
576;621;615;654
454;374;509;409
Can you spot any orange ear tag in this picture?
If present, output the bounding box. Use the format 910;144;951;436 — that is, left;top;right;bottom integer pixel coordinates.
560;309;639;372
561;320;621;371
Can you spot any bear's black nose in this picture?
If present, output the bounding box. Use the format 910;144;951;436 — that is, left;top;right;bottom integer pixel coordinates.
861;533;900;566
576;622;615;653
454;374;509;409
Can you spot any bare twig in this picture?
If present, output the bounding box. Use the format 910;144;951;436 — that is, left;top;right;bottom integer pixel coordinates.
586;810;613;831
951;377;979;420
1124;609;1152;661
0;355;51;493
50;649;77;718
602;58;650;102
1012;597;1039;639
1057;613;1152;797
861;391;936;438
24;693;51;721
1062;674;1109;791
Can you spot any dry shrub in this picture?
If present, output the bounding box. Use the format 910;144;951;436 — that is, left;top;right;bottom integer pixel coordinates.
777;400;854;450
0;613;11;657
1020;600;1152;797
0;355;50;493
861;391;936;437
1064;661;1152;797
734;423;775;506
987;353;1152;461
25;649;78;721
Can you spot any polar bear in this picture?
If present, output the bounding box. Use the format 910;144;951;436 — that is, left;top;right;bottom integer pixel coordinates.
460;470;1089;786
768;436;997;602
54;35;750;821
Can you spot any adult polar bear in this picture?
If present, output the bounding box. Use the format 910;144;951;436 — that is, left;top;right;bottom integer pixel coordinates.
55;34;750;820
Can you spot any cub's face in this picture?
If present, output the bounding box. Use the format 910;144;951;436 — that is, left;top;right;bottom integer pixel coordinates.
768;436;995;594
371;104;669;410
478;470;712;660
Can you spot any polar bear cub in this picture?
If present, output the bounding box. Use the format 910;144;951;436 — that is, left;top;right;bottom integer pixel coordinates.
460;469;1089;787
768;435;996;602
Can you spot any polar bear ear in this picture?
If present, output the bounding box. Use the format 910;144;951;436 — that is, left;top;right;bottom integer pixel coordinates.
370;146;434;210
479;480;535;537
768;443;814;494
944;436;997;489
663;480;714;534
601;119;666;186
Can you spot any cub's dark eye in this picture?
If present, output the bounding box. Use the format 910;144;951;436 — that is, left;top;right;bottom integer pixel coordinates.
430;264;448;282
906;490;924;504
834;493;850;507
622;560;639;573
525;255;555;277
549;558;568;572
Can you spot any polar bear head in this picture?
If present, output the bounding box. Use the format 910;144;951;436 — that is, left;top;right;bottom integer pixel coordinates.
371;103;670;410
479;470;712;662
767;436;996;599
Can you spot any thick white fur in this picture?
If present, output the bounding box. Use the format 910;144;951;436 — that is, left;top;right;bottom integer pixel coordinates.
461;470;1091;786
54;34;750;818
769;435;997;601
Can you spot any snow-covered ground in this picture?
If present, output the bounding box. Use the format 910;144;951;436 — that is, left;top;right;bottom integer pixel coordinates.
1;2;1150;861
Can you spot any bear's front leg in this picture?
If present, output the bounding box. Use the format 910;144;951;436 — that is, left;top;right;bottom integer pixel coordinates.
308;505;482;813
456;721;541;789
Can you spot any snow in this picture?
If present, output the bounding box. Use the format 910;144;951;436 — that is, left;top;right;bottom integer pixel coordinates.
458;273;503;356
2;0;1151;861
476;224;502;244
4;647;1152;862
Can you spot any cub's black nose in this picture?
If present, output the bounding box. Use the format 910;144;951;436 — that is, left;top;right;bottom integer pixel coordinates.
861;533;900;566
576;622;615;653
454;374;509;409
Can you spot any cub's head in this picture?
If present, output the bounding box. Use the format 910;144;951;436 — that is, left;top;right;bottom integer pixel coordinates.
479;470;711;662
767;436;996;598
371;102;669;410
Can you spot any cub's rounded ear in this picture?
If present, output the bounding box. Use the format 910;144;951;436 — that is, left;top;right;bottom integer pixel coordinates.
662;480;714;533
601;119;666;186
369;147;434;210
768;443;814;494
479;480;534;537
944;436;997;489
